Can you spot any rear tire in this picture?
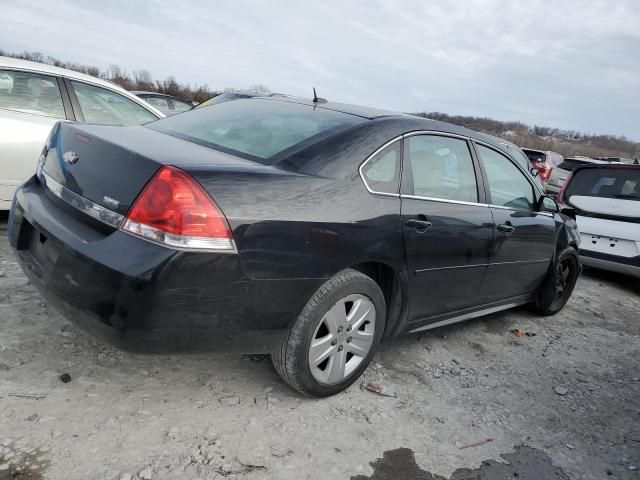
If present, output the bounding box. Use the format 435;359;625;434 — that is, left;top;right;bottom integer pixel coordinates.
534;248;580;315
272;269;386;397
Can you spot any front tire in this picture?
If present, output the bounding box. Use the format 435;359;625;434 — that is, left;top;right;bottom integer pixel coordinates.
272;269;386;397
534;248;580;315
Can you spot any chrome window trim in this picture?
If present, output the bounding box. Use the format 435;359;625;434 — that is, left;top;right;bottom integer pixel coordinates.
41;171;125;228
401;194;488;208
358;136;403;197
359;130;553;218
403;130;471;141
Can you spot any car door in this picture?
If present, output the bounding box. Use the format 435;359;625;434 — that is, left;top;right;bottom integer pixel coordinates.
0;69;72;207
400;133;495;325
474;143;556;301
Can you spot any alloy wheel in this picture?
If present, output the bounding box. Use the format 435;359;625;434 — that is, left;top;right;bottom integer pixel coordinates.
308;294;376;385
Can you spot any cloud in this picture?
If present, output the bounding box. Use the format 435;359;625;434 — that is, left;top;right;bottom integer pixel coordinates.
1;0;638;138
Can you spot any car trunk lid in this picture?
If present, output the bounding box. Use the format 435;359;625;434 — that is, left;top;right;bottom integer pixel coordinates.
41;122;258;218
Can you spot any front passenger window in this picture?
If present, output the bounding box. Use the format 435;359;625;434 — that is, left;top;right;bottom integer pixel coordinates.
406;135;478;203
477;145;535;210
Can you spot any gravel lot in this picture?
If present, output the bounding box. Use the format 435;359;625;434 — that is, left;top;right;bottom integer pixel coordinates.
1;213;639;480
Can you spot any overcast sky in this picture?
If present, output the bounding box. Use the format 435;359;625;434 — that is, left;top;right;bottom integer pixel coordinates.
2;0;639;139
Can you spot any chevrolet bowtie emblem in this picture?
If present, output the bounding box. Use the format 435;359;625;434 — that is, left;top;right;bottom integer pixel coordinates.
63;151;79;165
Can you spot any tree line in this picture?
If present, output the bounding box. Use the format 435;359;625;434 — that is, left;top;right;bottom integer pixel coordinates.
0;50;226;103
415;112;639;159
2;50;637;158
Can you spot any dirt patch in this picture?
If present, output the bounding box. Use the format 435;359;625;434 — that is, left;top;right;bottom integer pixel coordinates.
0;447;49;480
351;445;569;480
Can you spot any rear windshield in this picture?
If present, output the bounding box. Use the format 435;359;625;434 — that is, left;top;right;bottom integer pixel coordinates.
148;98;366;164
565;167;640;201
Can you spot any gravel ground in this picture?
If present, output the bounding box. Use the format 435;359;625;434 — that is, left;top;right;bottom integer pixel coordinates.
0;214;639;480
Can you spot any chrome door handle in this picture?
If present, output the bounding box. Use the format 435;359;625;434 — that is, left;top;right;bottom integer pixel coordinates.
497;224;516;236
405;219;433;232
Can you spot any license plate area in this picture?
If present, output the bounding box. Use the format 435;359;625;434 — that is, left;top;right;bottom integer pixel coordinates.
583;233;638;257
588;235;618;250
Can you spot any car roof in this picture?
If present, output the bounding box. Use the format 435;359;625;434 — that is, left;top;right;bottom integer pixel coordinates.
266;97;531;154
264;96;406;120
573;163;640;171
1;56;135;97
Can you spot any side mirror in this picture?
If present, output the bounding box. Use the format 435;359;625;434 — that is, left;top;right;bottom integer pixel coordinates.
530;168;539;178
538;195;559;213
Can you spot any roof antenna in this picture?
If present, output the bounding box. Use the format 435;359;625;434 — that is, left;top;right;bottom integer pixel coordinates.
312;87;327;104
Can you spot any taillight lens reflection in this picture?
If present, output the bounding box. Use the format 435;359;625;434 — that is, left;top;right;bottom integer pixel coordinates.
122;166;234;251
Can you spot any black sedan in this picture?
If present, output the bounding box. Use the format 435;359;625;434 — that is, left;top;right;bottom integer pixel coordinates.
8;97;580;397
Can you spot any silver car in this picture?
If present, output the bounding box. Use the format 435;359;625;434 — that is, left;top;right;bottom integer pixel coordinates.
0;56;164;210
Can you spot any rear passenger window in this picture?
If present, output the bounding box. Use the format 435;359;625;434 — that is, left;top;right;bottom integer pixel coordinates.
0;69;65;118
71;81;157;125
406;135;478;203
477;145;535;210
361;141;401;194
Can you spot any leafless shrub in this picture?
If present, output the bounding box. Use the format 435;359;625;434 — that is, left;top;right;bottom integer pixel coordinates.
415;112;639;159
0;49;219;103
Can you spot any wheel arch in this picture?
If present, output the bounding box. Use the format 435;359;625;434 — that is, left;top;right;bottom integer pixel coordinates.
350;261;408;339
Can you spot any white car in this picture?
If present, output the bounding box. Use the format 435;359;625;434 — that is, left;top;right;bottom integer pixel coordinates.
0;56;164;210
559;164;640;278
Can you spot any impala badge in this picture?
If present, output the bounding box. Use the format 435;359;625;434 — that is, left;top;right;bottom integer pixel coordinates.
63;151;79;165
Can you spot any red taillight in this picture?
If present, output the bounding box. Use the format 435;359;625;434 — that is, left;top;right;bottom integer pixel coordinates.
122;166;234;251
533;161;553;182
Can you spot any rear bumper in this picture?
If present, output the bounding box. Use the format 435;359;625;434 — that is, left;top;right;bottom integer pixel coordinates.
9;178;317;353
579;249;640;278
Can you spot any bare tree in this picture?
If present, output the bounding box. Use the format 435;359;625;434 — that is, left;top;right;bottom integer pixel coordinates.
247;84;271;94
